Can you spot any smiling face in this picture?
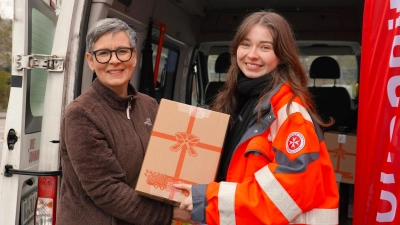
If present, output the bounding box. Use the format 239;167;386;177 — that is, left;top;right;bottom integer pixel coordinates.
86;31;136;97
236;24;280;79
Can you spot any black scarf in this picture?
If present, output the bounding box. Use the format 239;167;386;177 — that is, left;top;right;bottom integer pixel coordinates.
216;71;272;182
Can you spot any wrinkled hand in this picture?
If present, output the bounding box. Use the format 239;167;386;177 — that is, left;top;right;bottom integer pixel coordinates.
173;207;197;224
173;183;193;211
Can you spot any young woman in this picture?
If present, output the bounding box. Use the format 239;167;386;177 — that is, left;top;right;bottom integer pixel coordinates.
175;11;339;225
57;18;192;225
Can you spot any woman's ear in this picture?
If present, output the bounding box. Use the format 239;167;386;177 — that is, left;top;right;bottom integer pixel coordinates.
132;49;137;67
86;52;94;71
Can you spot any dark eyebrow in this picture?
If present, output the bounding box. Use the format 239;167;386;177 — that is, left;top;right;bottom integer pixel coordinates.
92;48;109;51
93;46;132;51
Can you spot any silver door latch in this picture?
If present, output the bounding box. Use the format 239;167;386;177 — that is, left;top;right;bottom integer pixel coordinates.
14;54;64;72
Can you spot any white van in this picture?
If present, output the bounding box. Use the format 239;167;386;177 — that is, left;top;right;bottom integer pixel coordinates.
0;0;363;224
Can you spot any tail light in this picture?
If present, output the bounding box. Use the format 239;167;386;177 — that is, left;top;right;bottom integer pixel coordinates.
34;176;58;225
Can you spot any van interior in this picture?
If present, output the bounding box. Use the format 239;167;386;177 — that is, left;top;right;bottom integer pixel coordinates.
102;1;363;224
100;0;362;129
5;0;365;224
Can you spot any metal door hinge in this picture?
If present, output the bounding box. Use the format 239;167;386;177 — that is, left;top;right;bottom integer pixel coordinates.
7;128;18;150
14;54;64;72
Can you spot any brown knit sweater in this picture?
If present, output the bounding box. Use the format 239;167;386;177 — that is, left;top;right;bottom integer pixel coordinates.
57;79;173;225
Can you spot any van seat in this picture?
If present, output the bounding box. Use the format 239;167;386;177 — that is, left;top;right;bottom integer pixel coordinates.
308;56;352;131
205;52;230;105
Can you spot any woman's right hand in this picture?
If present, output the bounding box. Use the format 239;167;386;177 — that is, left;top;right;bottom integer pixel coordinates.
173;207;198;224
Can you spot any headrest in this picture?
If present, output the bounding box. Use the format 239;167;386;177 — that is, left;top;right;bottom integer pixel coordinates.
215;52;231;73
309;56;340;79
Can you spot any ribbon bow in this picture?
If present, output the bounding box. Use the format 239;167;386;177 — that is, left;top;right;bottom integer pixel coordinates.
332;144;347;159
170;132;199;156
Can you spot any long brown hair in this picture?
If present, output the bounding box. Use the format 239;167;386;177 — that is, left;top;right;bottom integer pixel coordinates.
211;10;331;127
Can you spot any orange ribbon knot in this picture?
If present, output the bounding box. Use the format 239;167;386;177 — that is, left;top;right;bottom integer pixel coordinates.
170;132;199;157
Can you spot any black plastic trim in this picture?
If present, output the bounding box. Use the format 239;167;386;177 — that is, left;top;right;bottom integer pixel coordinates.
10;76;23;88
4;165;62;177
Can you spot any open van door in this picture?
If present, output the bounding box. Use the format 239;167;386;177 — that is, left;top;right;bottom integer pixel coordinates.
0;0;81;224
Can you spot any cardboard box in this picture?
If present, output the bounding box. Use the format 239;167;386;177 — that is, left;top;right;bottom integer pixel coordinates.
324;132;357;184
136;99;230;206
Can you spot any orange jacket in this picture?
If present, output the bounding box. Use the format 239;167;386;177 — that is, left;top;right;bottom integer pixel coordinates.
191;83;339;225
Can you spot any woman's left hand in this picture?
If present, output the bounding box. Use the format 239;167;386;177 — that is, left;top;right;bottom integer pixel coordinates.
174;183;193;211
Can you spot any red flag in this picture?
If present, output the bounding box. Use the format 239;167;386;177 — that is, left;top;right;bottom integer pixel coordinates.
354;0;400;224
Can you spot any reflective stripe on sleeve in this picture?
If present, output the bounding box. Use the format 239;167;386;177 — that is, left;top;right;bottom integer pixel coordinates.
218;182;237;225
269;102;312;142
255;166;302;221
289;208;338;224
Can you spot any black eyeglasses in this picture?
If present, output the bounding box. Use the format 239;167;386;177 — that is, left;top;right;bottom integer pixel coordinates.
90;47;135;64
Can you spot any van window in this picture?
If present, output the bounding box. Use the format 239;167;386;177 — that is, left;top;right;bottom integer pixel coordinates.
25;2;56;134
207;54;358;100
152;43;179;102
190;65;200;106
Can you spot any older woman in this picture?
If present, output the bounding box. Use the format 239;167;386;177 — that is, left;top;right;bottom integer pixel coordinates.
57;18;191;225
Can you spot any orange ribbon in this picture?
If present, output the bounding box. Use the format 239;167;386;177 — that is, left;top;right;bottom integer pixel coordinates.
328;143;357;179
150;106;222;200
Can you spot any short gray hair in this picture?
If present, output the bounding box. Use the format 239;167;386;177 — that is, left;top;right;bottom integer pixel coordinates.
86;18;138;52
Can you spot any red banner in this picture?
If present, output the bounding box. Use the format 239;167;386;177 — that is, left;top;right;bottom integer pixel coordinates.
354;0;400;224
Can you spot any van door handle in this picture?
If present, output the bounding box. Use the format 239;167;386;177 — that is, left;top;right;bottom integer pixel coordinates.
4;165;62;177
